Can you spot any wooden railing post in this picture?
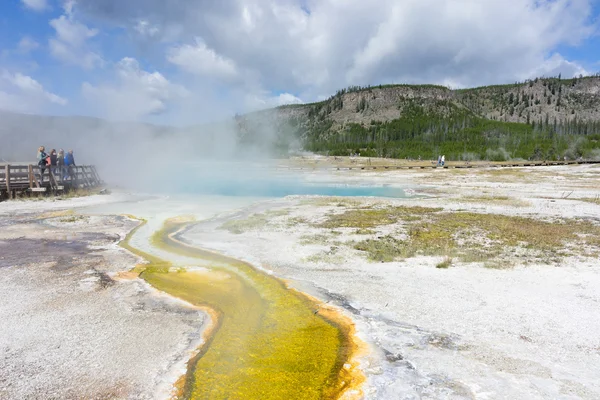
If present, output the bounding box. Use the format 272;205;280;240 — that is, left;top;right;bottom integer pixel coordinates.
82;166;92;187
48;169;57;190
5;165;10;193
91;166;101;184
73;166;80;188
28;165;39;188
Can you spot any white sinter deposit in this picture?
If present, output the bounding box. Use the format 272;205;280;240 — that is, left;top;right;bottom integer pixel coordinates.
179;164;600;400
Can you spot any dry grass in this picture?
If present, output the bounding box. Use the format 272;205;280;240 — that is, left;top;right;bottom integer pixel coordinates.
355;228;376;235
482;168;537;182
318;206;442;229
299;198;368;208
461;195;531;208
436;257;453;269
353;236;406;262
219;213;270;234
300;234;335;245
218;209;292;234
58;188;102;199
576;196;600;205
286;216;309;227
58;215;87;223
320;205;600;266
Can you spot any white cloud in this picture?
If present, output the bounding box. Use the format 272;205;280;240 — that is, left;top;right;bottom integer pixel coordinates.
0;71;67;113
134;20;160;38
48;4;102;69
167;39;238;80
274;93;303;106
75;0;598;100
243;91;304;111
82;57;189;120
17;37;40;54
525;53;589;80
21;0;48;12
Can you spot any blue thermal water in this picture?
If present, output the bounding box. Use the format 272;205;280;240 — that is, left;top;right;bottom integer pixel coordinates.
181;178;405;198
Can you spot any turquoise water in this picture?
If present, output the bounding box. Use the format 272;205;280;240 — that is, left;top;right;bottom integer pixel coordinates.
181;178;405;198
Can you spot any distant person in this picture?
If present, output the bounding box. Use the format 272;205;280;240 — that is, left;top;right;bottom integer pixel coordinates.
441;155;446;166
49;149;58;171
37;146;48;182
437;155;441;166
65;150;76;167
64;149;76;181
57;149;65;179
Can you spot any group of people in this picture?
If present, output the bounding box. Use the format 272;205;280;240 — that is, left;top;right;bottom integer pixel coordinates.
437;155;446;166
37;146;76;181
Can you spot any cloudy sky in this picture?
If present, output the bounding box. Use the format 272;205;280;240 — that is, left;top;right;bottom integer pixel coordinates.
0;0;599;125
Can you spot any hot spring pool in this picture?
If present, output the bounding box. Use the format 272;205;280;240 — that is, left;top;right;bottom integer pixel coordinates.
180;179;406;198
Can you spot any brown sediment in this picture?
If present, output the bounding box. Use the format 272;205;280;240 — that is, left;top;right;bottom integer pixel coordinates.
120;215;366;400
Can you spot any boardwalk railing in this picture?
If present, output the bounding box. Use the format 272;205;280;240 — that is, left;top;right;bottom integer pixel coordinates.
1;164;103;199
277;159;600;171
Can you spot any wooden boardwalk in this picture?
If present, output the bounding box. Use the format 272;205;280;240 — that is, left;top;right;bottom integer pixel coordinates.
1;164;103;200
280;159;600;171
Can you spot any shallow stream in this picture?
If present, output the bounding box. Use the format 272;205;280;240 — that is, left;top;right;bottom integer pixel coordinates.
121;217;362;400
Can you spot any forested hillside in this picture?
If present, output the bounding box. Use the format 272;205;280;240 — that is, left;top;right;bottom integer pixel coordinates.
236;74;600;160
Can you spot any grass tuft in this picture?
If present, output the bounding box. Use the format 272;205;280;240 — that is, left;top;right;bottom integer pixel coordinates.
436;257;453;269
219;214;269;234
353;235;406;262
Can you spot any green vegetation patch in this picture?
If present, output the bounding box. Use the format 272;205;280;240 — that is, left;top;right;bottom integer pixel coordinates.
319;206;600;266
300;233;335;245
461;195;531;207
219;214;269;234
436;257;453;269
577;197;600;205
353;235;407;262
58;215;88;223
219;209;294;234
319;206;442;229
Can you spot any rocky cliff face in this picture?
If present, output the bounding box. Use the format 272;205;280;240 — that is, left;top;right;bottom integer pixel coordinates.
457;76;600;123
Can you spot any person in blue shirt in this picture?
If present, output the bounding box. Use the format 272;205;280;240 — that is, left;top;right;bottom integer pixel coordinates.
64;150;76;181
65;150;76;166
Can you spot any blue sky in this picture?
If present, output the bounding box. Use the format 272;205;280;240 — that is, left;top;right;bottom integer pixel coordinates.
1;0;599;125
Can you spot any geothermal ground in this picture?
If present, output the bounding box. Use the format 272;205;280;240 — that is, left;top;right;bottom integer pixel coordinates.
1;162;600;399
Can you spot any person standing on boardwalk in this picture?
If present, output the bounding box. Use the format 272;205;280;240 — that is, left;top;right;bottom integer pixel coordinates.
57;149;65;180
37;146;48;183
65;150;76;167
49;149;58;176
441;155;446;166
64;150;76;181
